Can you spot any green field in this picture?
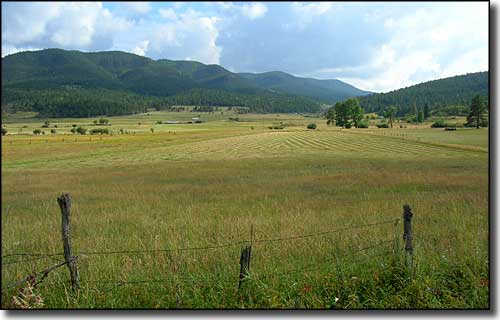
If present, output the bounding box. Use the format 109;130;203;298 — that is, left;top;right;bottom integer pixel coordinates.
1;111;489;309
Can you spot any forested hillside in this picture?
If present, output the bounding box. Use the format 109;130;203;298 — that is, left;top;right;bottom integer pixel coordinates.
358;72;488;115
2;49;368;117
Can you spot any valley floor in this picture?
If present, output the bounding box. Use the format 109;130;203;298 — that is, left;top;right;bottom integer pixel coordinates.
1;111;489;309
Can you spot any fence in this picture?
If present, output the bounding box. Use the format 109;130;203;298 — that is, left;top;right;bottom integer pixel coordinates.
1;193;414;295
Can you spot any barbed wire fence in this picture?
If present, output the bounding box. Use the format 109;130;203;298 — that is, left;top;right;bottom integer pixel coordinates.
1;193;414;296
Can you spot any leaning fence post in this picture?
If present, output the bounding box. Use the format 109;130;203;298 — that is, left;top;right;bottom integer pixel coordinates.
238;245;252;289
238;225;253;290
57;193;80;290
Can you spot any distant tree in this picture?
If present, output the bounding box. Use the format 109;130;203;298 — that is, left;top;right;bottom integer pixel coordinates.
76;126;87;135
325;107;335;125
417;110;424;123
350;102;365;128
385;105;398;128
334;98;364;128
423;103;430;119
334;101;351;127
1;127;7;136
466;95;488;129
33;129;41;135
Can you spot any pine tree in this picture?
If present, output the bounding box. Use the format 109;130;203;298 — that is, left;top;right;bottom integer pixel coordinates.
466;95;487;129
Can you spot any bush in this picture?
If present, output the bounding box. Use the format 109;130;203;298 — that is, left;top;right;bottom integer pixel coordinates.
356;120;369;128
1;127;7;136
50;129;56;134
33;129;41;135
307;123;317;129
76;126;87;135
345;123;352;129
376;123;390;128
70;127;77;134
89;128;109;135
156;121;163;124
269;125;284;130
431;119;447;128
150;128;154;133
98;118;109;125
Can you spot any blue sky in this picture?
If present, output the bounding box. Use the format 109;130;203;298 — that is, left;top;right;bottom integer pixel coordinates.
1;1;489;92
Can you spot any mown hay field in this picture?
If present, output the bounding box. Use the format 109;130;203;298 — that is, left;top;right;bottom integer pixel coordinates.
1;111;489;309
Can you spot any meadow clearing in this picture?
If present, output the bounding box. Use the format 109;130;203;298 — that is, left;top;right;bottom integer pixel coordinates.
1;110;489;309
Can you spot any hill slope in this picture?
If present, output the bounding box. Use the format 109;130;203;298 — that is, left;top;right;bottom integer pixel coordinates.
239;71;372;103
358;72;489;115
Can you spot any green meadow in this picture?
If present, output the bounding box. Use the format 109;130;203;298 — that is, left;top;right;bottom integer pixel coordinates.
1;110;488;309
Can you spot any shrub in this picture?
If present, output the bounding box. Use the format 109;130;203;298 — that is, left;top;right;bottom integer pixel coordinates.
33;129;41;135
431;119;447;128
150;128;154;133
344;123;352;129
445;127;457;131
156;121;163;124
50;129;56;134
70;127;77;134
376;123;389;128
89;128;109;135
1;127;7;136
98;118;109;125
72;124;77;128
76;126;87;135
307;123;317;129
356;120;369;128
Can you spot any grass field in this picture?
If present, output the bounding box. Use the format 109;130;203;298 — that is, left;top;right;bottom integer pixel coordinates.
1;111;489;309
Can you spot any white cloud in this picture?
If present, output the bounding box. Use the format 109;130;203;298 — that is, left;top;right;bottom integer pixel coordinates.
334;2;488;92
2;2;132;55
145;9;221;64
119;2;151;15
241;3;268;20
291;2;333;28
131;40;150;56
159;8;178;20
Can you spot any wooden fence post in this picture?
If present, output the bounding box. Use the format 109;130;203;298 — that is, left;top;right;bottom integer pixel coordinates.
403;204;413;254
57;193;80;290
238;245;252;289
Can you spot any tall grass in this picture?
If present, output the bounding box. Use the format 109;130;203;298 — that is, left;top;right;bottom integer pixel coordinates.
1;113;488;309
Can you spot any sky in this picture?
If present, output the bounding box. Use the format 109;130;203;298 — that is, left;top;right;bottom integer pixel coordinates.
1;1;489;93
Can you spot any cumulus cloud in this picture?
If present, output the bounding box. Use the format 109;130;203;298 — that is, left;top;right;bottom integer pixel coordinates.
331;2;489;92
241;3;268;20
2;2;131;55
142;8;221;64
131;40;149;56
118;2;151;15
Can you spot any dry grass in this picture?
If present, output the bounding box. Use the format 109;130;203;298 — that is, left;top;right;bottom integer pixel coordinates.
1;112;489;308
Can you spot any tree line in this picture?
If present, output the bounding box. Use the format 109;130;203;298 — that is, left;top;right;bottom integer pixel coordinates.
1;87;321;118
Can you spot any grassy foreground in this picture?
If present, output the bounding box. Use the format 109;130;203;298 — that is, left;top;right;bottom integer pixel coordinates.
1;111;489;309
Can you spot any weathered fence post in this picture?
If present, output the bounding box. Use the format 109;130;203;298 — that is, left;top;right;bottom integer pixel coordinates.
403;204;413;254
57;193;80;290
238;245;252;289
238;224;254;290
402;204;413;273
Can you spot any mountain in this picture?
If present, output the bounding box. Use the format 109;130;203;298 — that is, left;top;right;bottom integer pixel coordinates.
239;71;372;103
2;49;371;117
358;72;489;116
